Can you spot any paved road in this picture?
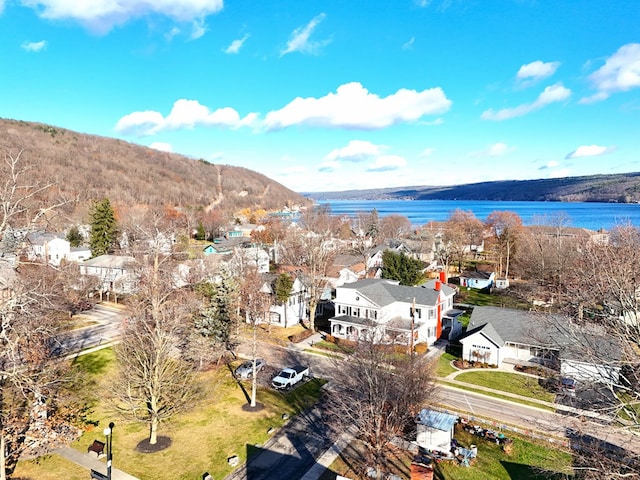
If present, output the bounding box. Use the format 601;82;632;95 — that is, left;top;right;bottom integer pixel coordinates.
53;303;127;356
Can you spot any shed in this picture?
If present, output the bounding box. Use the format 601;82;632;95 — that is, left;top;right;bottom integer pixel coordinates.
415;409;458;453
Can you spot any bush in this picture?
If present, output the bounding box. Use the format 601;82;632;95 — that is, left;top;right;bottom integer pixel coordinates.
414;343;428;355
288;329;315;343
325;334;336;344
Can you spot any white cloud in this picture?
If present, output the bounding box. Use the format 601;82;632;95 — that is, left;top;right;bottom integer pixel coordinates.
21;0;223;33
470;142;514;157
149;142;173;152
566;144;615;159
324;140;383;163
415;0;432;6
367;155;407;172
538;160;559;170
420;148;435;157
190;18;207;40
224;34;249;54
402;37;415;51
486;142;512;156
280;13;330;56
165;26;180;41
21;40;47;52
318;160;341;173
517;60;560;81
581;43;640;103
115;99;258;136
481;83;571;121
264;82;452;130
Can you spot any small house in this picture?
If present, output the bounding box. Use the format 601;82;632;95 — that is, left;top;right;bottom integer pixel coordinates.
415;409;458;453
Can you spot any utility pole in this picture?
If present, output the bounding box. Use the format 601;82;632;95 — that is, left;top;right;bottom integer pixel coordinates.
409;297;415;357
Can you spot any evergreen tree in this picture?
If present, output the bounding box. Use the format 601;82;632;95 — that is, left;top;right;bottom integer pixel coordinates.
89;198;117;257
195;220;206;241
66;226;83;247
193;271;238;350
274;273;294;327
381;250;426;286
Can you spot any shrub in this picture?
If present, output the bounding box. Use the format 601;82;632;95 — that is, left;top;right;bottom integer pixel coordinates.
288;329;315;343
325;334;336;344
414;343;428;355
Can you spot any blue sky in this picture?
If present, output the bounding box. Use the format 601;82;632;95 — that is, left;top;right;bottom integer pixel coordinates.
1;1;639;193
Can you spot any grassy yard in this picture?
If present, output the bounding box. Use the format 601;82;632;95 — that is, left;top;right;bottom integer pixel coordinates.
13;348;326;480
456;288;528;309
323;426;573;480
437;352;459;378
454;371;555;403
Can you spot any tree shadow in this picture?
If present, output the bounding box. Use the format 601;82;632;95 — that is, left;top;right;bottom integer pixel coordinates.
226;362;251;404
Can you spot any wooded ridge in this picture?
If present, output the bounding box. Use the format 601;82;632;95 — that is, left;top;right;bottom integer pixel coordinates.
0;117;308;228
306;172;640;203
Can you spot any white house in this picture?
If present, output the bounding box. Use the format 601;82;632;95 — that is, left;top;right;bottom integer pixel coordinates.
228;244;270;274
415;409;458;453
329;275;461;346
25;233;90;266
460;306;621;384
79;255;137;295
261;273;309;328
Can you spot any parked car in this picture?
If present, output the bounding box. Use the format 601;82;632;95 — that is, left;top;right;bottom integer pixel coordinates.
561;377;577;396
234;359;265;379
271;366;310;390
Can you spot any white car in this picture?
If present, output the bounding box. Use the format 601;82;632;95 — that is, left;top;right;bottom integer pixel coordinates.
234;359;265;379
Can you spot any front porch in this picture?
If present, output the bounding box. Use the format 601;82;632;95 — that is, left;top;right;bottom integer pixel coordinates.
329;315;423;345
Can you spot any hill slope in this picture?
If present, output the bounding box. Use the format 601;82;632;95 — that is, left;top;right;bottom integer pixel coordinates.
0;118;308;228
306;173;640;203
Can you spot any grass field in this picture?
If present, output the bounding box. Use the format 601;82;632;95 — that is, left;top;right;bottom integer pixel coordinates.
13;348;326;480
454;371;555;403
323;425;573;480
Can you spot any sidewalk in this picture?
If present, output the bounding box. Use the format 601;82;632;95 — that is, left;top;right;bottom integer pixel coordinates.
55;447;139;480
299;426;357;480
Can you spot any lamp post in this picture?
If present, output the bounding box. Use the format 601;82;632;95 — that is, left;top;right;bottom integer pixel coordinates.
103;422;115;480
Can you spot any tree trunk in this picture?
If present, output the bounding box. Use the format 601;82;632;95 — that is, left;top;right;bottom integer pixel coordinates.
0;433;6;480
309;301;317;332
250;324;258;408
150;415;158;445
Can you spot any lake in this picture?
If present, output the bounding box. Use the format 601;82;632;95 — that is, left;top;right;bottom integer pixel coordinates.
317;199;640;231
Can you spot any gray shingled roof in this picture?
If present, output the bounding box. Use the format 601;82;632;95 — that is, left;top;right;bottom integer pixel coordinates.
464;306;621;361
340;278;454;308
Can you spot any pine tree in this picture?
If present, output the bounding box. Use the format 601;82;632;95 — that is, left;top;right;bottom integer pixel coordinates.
89;198;117;257
66;226;83;247
195;220;206;241
274;273;294;327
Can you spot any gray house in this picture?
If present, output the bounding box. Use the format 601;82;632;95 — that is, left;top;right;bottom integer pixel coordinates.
459;306;620;384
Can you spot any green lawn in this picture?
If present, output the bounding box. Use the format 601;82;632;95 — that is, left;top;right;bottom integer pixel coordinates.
13;348;326;480
454;371;555;403
434;426;573;479
437;352;459;378
324;426;573;480
456;288;528;309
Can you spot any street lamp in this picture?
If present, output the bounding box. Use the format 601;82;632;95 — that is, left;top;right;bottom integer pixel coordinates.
103;422;115;480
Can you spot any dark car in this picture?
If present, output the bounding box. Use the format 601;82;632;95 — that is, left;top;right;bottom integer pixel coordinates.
234;359;265;379
561;377;577;396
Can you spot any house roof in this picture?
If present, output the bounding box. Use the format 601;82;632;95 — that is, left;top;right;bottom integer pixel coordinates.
339;278;454;308
460;270;494;280
416;409;458;431
463;306;621;361
82;255;136;268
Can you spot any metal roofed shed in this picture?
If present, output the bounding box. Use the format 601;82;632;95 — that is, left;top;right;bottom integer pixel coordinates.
416;409;458;453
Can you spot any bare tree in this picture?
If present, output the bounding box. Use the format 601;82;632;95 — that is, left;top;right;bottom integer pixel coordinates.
443;209;484;273
0;264;75;480
112;224;199;445
326;336;438;478
379;214;412;241
239;267;271;408
485;211;523;279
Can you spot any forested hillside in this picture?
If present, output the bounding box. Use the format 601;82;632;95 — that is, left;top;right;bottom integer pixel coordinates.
307;172;640;203
0;118;308;230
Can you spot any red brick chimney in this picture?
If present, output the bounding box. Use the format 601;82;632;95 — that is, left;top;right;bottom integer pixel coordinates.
411;461;434;480
434;280;441;291
439;270;447;283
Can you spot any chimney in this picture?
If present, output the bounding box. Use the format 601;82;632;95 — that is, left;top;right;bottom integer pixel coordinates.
434;280;441;291
439;270;447;284
411;459;434;480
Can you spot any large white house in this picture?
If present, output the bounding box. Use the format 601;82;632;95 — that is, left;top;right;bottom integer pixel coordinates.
329;275;461;346
25;233;91;266
79;255;137;295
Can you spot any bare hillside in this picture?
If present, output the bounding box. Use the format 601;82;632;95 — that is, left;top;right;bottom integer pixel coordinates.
1;118;308;228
